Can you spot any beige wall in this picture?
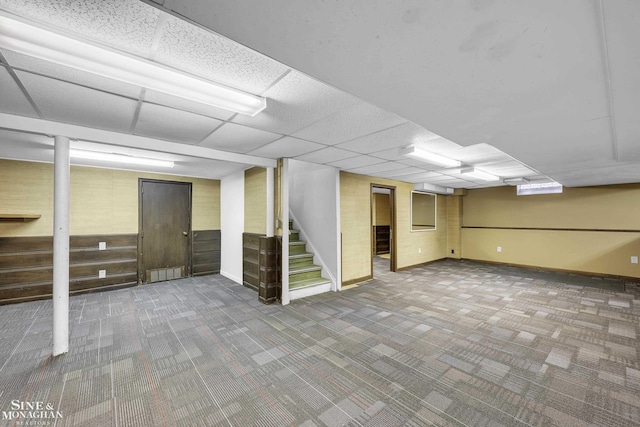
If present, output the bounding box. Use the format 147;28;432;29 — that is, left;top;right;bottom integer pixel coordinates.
461;185;640;278
0;159;220;237
244;167;267;234
446;195;463;259
340;172;447;283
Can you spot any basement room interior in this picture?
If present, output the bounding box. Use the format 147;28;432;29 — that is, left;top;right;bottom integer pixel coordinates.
0;1;638;426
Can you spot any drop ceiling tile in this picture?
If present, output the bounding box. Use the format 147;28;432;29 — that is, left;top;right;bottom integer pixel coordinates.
347;162;408;175
135;103;223;144
420;175;465;184
335;122;433;154
294;147;359;164
3;51;142;99
232;70;358;135
155;16;288;95
414;137;463;154
0;66;38;118
396;158;447;169
291;101;407;145
143;90;235;121
199;123;281;153
327;155;385;169
17;71;136;133
550;163;640;187
477;164;538;177
1;0;160;57
247;136;325;158
389;171;445;182
375;166;429;178
368;147;407;161
475;159;523;170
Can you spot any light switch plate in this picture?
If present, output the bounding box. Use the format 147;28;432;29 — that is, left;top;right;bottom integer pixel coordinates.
99;270;106;278
632;256;638;264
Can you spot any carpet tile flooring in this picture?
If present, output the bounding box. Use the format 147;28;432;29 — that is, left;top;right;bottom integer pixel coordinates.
0;258;638;426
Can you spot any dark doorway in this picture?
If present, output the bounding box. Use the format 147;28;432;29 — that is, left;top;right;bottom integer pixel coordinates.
139;179;192;284
371;185;397;275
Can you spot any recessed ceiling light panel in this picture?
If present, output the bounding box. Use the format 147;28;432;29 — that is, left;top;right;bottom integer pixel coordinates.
399;145;461;168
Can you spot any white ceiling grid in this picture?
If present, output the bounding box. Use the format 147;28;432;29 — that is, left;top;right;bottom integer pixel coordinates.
1;0;623;188
156;0;640;187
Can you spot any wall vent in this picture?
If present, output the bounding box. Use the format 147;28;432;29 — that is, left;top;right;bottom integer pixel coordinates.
147;266;184;283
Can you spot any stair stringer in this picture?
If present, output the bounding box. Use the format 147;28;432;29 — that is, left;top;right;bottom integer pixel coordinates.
289;210;337;291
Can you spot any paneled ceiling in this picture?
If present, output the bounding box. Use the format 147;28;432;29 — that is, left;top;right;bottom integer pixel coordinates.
1;0;638;189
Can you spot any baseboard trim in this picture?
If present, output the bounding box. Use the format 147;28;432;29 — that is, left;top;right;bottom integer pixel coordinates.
397;258;448;272
220;270;242;284
459;258;640;283
342;275;372;287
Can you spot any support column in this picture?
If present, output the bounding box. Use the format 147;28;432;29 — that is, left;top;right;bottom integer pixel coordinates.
53;136;70;356
266;167;274;237
280;159;290;305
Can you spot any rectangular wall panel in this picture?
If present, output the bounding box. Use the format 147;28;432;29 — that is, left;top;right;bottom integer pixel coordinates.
192;230;221;276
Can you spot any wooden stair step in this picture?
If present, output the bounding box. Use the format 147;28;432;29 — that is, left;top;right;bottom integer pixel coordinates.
289;277;331;290
289;267;322;282
289;265;321;273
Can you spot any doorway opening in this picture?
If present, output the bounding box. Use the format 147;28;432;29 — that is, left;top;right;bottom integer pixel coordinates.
139;179;192;284
371;185;396;277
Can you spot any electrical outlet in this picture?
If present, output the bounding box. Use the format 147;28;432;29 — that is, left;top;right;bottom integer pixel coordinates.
98;241;106;250
632;256;638;264
99;270;106;278
451;249;455;254
497;246;502;253
418;248;422;254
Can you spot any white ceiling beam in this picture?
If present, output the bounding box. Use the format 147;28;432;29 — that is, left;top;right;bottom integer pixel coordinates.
0;113;277;168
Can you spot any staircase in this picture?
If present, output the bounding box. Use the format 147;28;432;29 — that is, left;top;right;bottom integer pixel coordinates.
287;219;332;300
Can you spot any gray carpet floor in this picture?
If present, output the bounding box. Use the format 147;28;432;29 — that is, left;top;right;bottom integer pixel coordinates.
0;258;638;426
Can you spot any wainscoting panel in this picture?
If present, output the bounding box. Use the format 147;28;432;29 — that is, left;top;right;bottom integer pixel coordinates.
192;230;221;276
0;234;138;304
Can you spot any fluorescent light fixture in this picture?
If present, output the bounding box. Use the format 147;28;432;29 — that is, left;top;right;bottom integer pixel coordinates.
517;181;563;196
413;183;454;194
70;149;174;168
0;14;266;116
399;146;461;168
503;177;530;185
460;167;500;181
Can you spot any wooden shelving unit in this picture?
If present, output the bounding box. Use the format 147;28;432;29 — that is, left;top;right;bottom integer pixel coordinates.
374;225;390;255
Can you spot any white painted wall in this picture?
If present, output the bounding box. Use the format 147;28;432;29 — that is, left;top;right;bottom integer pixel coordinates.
289;159;340;289
220;169;244;284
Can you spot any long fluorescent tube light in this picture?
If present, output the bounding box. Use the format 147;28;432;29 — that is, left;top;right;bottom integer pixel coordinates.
517;181;563;196
399;146;461;168
70;149;174;168
0;14;267;116
460;167;500;181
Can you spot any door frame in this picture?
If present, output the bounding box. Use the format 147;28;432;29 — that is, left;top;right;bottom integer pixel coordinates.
138;178;193;284
370;184;397;275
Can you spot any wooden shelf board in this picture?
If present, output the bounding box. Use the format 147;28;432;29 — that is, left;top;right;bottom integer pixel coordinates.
0;214;41;222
